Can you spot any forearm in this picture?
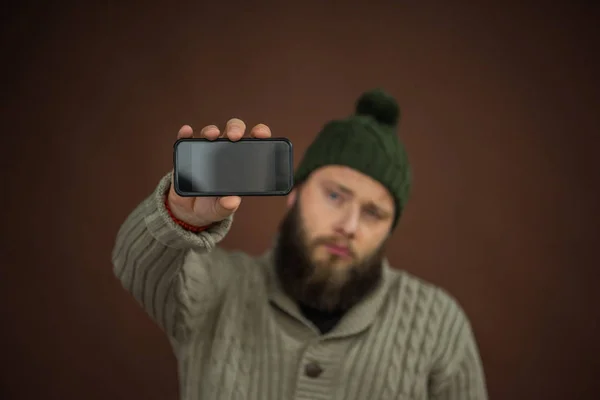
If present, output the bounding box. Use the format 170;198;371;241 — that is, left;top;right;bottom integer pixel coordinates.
111;172;232;341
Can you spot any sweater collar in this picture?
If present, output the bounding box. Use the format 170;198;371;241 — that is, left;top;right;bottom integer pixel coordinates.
259;249;393;339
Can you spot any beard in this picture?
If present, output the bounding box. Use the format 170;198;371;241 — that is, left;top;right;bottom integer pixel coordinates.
274;200;387;313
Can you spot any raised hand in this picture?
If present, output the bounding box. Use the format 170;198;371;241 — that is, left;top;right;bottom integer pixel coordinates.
167;119;272;227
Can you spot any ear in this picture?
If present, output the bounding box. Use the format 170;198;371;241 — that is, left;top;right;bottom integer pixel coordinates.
286;188;298;209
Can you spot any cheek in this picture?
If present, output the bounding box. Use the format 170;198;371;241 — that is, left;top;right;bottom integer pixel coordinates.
356;229;388;257
299;199;336;237
301;214;331;243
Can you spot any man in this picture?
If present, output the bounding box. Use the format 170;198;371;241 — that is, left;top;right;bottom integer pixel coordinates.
112;89;488;399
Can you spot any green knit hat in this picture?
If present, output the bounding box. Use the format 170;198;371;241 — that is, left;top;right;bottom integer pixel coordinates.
294;88;411;229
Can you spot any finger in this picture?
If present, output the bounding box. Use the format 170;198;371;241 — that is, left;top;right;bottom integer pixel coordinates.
224;118;246;141
249;123;272;138
214;196;242;218
199;125;221;140
177;125;194;139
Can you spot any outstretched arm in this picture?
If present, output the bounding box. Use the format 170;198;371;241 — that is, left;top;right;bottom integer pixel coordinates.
112;172;235;344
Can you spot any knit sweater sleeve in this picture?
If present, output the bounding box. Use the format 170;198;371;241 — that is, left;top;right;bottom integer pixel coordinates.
112;172;236;344
429;291;488;400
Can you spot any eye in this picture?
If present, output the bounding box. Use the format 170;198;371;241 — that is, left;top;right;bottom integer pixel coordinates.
363;208;382;219
326;190;342;201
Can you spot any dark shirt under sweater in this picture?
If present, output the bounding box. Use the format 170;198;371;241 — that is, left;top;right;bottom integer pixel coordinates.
299;304;345;335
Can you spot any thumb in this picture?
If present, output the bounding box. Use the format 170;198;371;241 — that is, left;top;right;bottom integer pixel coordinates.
213;196;242;219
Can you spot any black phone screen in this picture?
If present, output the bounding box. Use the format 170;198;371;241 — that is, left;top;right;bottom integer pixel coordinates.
173;138;294;196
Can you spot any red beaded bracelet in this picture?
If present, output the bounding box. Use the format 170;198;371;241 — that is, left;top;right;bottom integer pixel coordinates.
164;197;210;233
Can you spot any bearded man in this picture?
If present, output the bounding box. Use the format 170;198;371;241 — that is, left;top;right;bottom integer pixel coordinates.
112;89;488;400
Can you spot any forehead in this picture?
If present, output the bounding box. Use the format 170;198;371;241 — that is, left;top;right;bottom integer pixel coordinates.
307;165;393;206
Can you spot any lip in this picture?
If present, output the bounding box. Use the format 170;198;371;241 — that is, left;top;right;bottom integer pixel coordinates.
324;244;351;257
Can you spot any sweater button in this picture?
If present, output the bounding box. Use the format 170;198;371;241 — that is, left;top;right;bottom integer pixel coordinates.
304;361;323;378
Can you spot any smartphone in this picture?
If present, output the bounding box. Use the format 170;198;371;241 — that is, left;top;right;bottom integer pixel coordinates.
173;138;294;196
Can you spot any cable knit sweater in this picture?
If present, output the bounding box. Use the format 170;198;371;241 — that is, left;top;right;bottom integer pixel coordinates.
112;173;488;400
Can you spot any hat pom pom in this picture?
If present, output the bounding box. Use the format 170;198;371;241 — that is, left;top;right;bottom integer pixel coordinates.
355;88;400;127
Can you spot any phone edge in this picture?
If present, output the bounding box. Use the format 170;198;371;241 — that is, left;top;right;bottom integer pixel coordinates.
172;137;295;197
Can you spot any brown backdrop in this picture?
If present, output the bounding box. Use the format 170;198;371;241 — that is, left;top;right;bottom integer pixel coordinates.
1;2;599;399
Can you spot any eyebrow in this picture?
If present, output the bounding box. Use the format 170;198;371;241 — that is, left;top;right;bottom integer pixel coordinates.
332;182;354;196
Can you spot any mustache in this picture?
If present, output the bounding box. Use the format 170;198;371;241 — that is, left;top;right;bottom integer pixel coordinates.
310;236;357;258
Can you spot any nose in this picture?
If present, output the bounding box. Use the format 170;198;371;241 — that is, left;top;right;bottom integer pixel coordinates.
334;205;360;238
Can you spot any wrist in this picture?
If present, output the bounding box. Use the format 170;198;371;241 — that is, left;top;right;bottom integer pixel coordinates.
164;197;211;233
